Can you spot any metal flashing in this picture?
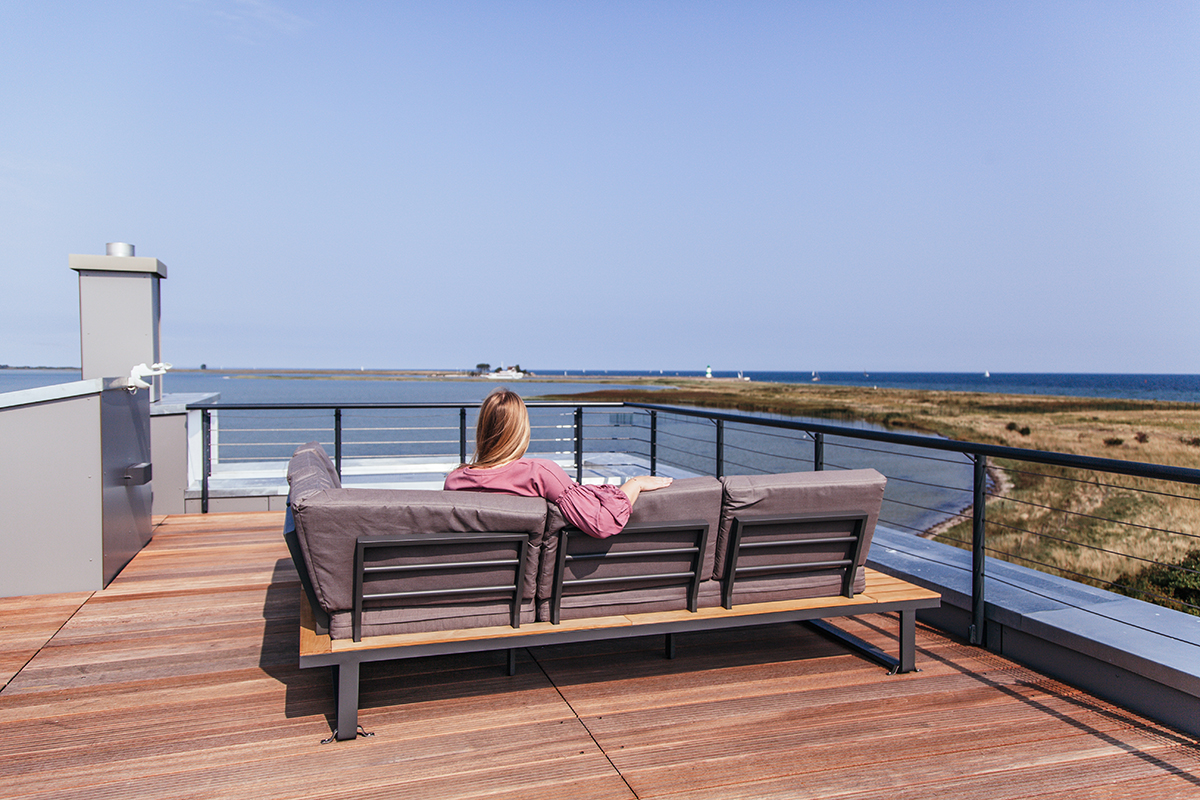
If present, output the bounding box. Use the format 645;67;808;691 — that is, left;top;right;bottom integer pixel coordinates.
68;253;168;278
0;378;107;410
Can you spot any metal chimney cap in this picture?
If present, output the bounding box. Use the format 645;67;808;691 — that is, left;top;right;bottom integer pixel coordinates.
106;242;135;257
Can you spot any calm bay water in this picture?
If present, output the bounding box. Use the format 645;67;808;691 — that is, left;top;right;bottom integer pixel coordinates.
0;370;649;404
3;369;1198;403
558;370;1200;403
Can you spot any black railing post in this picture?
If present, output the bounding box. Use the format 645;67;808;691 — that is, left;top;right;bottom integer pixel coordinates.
201;409;211;514
459;407;468;464
334;408;343;478
649;410;658;477
814;432;825;471
574;407;584;483
715;419;725;479
971;454;988;646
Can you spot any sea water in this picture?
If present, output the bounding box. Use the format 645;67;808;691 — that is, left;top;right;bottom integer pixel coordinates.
3;368;1198;402
554;370;1200;403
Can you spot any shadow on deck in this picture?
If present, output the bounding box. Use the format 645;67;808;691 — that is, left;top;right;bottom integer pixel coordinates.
1;511;1198;799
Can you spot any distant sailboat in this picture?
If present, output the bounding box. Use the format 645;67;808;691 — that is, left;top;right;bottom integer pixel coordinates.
811;371;820;382
984;371;991;378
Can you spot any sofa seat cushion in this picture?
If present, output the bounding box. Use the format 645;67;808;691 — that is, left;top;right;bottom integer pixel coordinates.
330;601;537;639
544;580;723;621
713;567;868;608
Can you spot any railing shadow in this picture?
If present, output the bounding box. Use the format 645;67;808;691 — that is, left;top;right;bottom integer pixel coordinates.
854;615;1200;787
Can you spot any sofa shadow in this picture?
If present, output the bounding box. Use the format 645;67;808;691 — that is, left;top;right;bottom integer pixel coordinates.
258;557;341;723
350;615;870;723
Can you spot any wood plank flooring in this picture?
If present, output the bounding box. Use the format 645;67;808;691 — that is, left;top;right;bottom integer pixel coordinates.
1;511;1197;799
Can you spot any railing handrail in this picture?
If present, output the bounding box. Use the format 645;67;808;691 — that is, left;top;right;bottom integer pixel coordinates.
187;398;1200;485
185;401;626;411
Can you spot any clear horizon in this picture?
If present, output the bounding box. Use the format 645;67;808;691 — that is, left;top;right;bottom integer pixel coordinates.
4;2;1199;374
4;365;1200;378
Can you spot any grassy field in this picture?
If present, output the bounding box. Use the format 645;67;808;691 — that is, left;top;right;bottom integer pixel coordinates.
542;378;1200;611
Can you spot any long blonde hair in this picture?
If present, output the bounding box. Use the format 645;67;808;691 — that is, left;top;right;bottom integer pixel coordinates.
468;388;531;469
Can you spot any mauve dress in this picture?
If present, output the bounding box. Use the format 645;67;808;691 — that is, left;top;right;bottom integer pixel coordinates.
443;458;631;538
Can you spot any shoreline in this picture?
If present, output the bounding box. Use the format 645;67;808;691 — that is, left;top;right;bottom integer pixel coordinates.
920;463;1014;540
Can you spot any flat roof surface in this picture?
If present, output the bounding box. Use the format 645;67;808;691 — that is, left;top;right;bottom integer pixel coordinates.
2;511;1198;799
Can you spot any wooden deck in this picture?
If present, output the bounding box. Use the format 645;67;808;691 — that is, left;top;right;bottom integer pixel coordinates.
2;512;1198;799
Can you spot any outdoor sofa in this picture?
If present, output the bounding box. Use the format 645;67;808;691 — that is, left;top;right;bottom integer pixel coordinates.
284;442;941;741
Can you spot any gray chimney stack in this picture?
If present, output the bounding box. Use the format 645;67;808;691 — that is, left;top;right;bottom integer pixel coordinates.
69;244;168;402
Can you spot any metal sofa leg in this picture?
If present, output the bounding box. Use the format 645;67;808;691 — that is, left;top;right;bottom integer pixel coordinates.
334;660;361;741
898;609;917;674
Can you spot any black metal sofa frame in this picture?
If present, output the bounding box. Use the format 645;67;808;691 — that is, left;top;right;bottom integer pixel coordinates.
285;507;941;742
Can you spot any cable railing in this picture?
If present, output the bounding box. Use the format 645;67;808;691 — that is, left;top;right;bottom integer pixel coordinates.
623;402;1200;634
188;399;1200;633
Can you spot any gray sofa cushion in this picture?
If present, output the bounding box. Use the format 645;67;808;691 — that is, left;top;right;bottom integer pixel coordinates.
628;476;723;574
329;602;536;639
291;487;547;624
286;441;341;499
720;569;868;608
538;476;722;618
553;582;723;621
714;469;886;581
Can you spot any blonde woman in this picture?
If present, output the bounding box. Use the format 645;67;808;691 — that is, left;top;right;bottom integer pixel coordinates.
444;388;672;538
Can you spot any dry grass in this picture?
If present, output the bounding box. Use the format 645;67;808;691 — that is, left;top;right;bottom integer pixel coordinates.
542;379;1200;596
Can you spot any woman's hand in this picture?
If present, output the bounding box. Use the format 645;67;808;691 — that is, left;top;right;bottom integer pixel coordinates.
620;475;673;506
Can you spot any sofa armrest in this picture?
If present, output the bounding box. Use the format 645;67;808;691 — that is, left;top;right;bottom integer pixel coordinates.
283;503;329;633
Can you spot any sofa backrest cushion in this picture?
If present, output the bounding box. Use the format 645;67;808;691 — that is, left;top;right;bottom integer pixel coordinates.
287;441;341;500
539;476;722;602
292;487;548;614
625;476;723;577
714;469;886;580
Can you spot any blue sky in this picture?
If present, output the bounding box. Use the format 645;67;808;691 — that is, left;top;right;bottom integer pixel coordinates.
3;1;1198;373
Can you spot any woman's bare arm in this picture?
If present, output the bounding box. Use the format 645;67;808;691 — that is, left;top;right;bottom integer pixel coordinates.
620;475;673;506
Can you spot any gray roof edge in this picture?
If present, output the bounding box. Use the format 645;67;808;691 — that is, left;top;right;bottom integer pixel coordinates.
869;526;1200;697
152;392;221;415
0;378;108;409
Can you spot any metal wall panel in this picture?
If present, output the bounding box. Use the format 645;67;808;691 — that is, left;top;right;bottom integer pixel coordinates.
0;389;104;595
100;387;153;585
